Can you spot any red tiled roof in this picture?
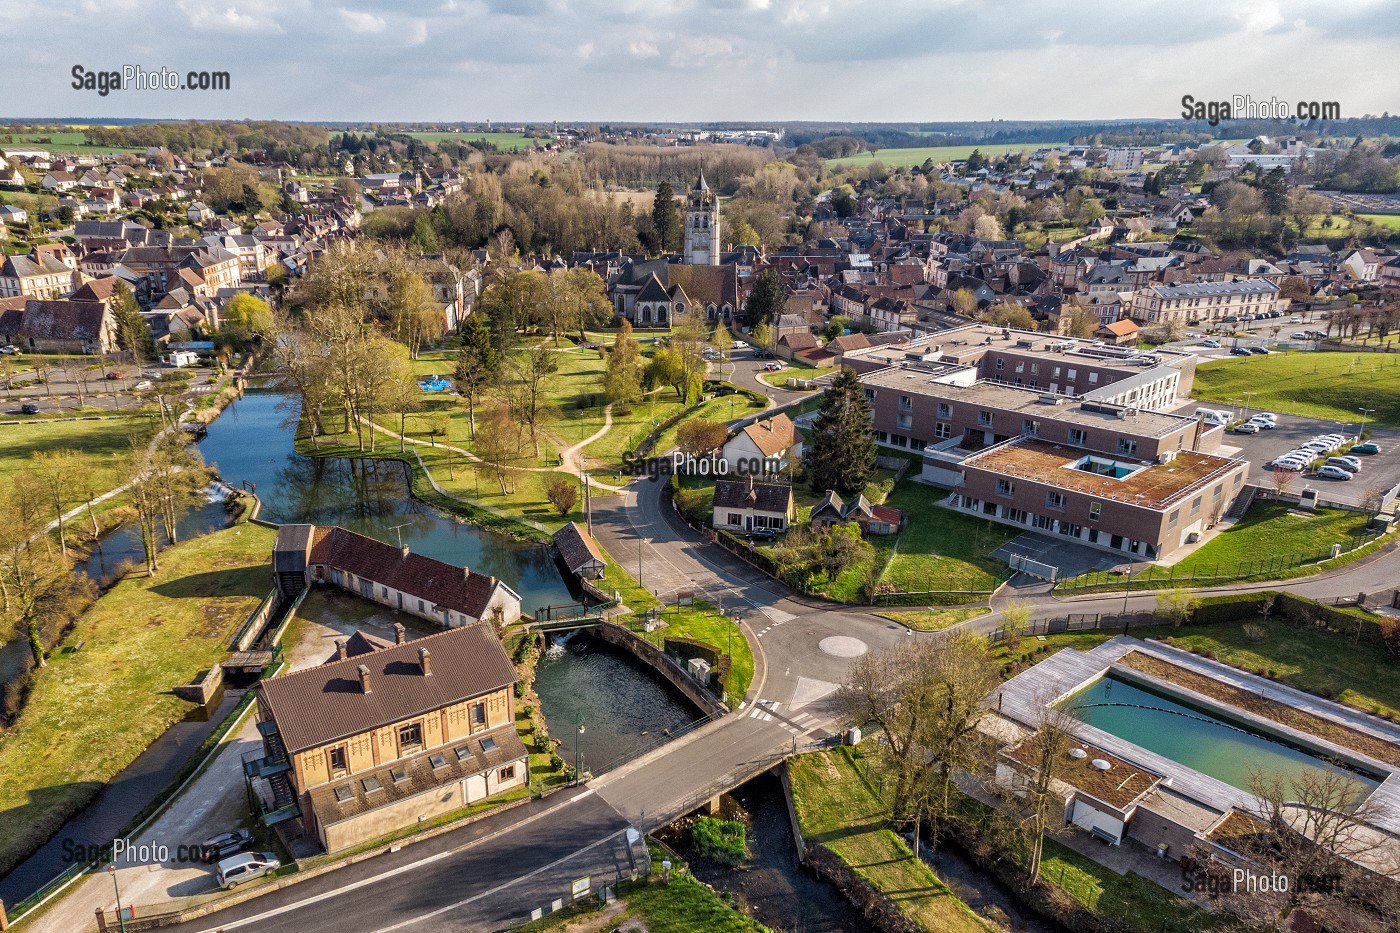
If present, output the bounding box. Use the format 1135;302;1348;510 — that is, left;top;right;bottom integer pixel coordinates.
304;526;506;621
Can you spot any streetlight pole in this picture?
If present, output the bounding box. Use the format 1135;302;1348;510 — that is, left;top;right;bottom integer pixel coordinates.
1120;566;1135;636
638;537;648;591
575;723;585;786
1358;407;1375;438
108;864;126;933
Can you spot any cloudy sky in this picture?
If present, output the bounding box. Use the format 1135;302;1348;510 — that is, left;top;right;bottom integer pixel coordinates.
6;0;1399;123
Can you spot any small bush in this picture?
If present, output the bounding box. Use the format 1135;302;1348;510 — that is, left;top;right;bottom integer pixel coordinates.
1242;622;1268;643
691;817;747;867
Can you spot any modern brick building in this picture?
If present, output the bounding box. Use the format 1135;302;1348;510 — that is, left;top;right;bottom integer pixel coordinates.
949;437;1248;560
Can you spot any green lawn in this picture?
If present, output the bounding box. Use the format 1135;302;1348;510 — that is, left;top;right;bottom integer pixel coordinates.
788;747;989;933
0;523;276;877
1193;350;1400;427
875;607;990;631
1357;213;1400;231
879;483;1017;595
515;844;772;933
1065;501;1376;590
826;142;1064;169
757;365;835;388
0;415;154;505
1037;839;1219;931
1172;501;1372;574
643;601;754;707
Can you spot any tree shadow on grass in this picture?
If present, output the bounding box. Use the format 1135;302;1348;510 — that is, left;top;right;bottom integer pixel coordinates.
148;566;268;601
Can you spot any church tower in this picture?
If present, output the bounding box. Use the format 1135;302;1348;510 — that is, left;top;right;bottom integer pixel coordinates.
683;172;720;266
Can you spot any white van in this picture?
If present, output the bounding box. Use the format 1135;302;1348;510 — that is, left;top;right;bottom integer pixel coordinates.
1194;408;1231;426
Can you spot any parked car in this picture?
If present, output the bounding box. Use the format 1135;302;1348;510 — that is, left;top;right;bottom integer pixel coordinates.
1350;442;1382;455
0;345;18;355
1316;465;1353;481
216;852;280;890
20;403;39;415
134;380;154;390
1233;422;1260;434
1329;455;1363;472
200;829;255;863
1290;332;1310;340
1200;339;1221;348
1230;347;1252;356
732;340;746;350
1272;459;1307;472
1247;346;1271;355
141;369;163;378
1222;315;1240;324
1246;417;1275;429
1251;412;1277;423
762;361;784;372
1289;315;1303;323
105;371;124;380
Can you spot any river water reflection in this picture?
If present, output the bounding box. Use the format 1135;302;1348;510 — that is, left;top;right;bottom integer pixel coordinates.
197;390;574;614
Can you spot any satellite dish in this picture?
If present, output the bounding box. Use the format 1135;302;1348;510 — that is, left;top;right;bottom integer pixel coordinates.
1091;759;1113;771
1068;748;1088;760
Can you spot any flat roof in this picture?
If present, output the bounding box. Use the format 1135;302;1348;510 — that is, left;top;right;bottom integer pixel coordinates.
961;437;1243;510
1004;734;1161;810
862;370;1194;439
845;323;1193;370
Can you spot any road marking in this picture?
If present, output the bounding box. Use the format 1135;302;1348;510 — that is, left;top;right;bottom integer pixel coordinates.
363;829;630;932
185;791;603;933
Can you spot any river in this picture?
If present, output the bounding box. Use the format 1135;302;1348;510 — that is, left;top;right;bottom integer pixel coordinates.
197;389;574;615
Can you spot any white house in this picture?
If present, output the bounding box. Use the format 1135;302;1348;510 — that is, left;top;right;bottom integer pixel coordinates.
720;413;802;476
712;478;795;536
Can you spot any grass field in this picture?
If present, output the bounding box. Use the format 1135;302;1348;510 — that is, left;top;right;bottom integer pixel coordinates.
0;523;275;877
878;483;1018;595
1358;213;1400;231
1193;350;1400;427
405;131;540;150
0;130;145;154
1171;502;1372;573
826;142;1065;169
0;416;152;498
789;747;989;933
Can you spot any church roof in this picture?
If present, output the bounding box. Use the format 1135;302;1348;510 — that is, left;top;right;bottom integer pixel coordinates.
694;171;709;193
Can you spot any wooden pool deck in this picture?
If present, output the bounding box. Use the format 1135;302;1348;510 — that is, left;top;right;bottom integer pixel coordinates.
993;636;1400;837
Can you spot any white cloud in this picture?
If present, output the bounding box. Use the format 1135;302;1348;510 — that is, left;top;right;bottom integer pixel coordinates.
179;1;284;34
628;40;660;59
338;8;387;33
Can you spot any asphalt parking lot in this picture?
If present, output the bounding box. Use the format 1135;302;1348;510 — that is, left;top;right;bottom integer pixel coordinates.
2;358;219;416
1173;403;1400;506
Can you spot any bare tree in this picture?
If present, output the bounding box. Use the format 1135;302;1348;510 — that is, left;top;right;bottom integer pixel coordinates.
29;449;83;559
1271;465;1297;496
504;346;560;458
839;632;1000;854
997;693;1081;885
1197;766;1400;929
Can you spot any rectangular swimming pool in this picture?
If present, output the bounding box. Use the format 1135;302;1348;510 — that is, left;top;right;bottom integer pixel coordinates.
1062;672;1384;798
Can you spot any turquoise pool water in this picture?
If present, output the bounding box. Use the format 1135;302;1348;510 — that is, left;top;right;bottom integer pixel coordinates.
1063;673;1383;797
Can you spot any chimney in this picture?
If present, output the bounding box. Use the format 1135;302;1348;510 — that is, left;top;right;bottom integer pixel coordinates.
335;637;348;661
418;647;432;677
400;544;410;559
394;622;406;645
357;664;371;694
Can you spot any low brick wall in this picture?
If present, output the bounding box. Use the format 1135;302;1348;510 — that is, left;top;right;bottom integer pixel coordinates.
172;665;224;706
593;622;728;718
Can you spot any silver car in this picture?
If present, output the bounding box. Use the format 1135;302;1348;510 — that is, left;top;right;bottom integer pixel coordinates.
216;851;281;889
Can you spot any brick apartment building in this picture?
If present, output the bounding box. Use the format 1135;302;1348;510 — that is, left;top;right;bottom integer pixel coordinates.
949;437;1248;561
